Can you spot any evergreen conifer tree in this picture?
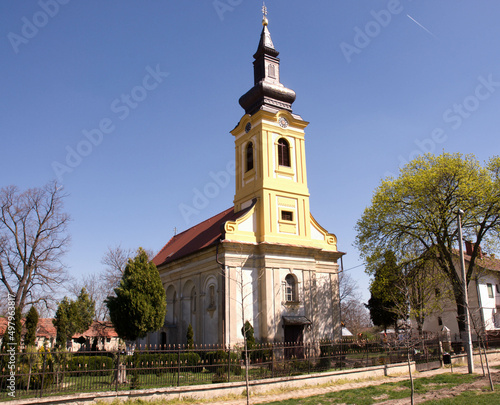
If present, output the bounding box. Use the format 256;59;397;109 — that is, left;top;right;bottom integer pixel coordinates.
53;289;95;348
24;306;39;347
186;324;194;349
106;248;166;344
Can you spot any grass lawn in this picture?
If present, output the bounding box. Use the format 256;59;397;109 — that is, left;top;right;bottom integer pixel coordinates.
263;374;494;405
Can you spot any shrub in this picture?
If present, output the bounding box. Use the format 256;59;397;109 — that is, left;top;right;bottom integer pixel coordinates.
66;355;114;376
16;347;54;390
126;351;201;374
200;350;241;375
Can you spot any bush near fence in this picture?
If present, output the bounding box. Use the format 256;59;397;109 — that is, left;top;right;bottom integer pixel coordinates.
125;351;201;373
66;355;114;377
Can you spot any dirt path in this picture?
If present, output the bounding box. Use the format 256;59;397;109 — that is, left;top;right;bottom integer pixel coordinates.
190;361;500;405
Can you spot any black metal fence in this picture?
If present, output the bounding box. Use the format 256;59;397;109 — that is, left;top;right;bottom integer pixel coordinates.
0;336;486;401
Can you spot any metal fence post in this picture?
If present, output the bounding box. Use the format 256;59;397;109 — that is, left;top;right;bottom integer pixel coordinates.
271;345;275;378
340;339;343;371
115;351;120;393
227;345;231;382
39;350;47;398
306;343;311;374
177;345;181;387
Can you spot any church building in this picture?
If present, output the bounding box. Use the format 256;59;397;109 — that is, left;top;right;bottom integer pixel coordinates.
150;11;344;348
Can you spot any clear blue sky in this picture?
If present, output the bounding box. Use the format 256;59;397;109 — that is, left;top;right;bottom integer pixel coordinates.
2;1;500;304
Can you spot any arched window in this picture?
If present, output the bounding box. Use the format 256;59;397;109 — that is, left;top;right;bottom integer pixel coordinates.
246;142;254;172
278;138;290;167
191;287;197;313
284;274;297;302
165;286;177;325
208;285;216;310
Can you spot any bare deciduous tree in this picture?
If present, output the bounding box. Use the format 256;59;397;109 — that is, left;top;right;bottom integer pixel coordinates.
338;271;371;335
0;182;70;312
101;245;155;295
100;246;155;302
100;245;134;292
68;273;108;321
339;271;362;303
341;299;372;336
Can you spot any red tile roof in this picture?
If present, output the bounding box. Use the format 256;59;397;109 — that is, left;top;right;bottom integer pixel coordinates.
153;205;252;267
463;252;500;272
37;318;57;339
73;321;118;339
0;318;7;336
0;317;57;339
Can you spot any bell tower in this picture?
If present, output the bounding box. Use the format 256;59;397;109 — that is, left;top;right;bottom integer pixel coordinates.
228;8;336;250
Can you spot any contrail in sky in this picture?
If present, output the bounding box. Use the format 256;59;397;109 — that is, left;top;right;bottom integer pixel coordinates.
407;14;438;39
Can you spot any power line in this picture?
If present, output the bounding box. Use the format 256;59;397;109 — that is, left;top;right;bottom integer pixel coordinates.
342;263;365;272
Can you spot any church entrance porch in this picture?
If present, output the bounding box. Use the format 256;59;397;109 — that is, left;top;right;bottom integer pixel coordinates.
284;325;304;359
283;316;311;359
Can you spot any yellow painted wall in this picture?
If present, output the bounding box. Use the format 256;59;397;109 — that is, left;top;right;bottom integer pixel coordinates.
229;109;337;252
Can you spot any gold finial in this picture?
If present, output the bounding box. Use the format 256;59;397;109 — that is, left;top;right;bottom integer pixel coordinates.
262;2;268;26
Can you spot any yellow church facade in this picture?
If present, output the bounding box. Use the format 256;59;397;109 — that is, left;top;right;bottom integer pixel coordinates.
150;13;344;349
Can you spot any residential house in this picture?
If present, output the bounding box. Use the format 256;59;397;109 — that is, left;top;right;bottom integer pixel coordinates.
419;243;500;341
0;318;120;352
71;321;120;352
0;317;57;349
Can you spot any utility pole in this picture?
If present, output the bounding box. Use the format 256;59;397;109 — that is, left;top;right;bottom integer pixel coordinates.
457;209;474;374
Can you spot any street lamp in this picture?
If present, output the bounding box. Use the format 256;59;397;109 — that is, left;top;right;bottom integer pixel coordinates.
457;209;474;373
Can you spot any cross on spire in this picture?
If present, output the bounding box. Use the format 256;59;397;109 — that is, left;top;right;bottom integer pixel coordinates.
262;2;268;17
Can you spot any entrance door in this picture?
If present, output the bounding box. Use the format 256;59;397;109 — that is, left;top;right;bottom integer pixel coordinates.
284;325;304;359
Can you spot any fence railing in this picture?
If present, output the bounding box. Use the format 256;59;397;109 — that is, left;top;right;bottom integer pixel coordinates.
1;336;492;401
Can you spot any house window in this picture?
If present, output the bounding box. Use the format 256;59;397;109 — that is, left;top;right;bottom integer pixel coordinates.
281;210;293;221
487;284;494;298
496;284;500;294
284;274;297;302
246;142;254;172
438;317;443;326
277;138;290;167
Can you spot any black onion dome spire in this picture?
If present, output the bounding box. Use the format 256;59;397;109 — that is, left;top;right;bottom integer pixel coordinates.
239;10;296;115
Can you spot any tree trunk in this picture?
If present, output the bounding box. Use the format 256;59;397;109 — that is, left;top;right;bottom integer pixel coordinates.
452;285;467;335
407;346;414;405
